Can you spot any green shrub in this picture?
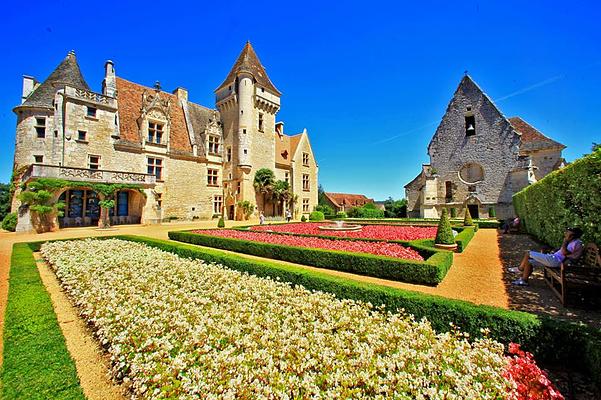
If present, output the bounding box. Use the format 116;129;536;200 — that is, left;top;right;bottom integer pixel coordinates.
454;226;475;252
336;211;347;219
115;235;601;385
301;215;307;222
348;205;385;218
217;216;225;228
169;230;453;285
2;212;17;232
314;204;334;216
488;207;496;218
450;207;457;218
463;208;474;226
435;209;455;245
513;149;601;246
309;211;325;221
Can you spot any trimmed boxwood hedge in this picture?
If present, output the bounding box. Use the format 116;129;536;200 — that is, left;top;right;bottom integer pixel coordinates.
168;230;453;285
513;149;601;247
113;235;601;385
454;226;475;252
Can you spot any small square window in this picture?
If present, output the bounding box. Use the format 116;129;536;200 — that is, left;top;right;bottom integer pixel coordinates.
89;155;101;170
34;155;44;163
243;129;247;134
87;107;97;118
78;130;87;141
244;149;248;155
35;117;46;138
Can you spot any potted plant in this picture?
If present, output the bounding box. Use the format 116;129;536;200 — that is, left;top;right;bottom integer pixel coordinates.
434;208;457;251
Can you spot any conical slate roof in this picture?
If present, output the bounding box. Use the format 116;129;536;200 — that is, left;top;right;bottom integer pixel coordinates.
20;51;91;109
215;42;281;95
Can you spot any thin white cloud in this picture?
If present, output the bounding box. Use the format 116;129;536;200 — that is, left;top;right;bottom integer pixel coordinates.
493;75;564;102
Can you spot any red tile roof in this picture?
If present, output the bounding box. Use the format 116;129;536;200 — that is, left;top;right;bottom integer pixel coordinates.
116;77;192;153
325;193;374;208
509;117;565;152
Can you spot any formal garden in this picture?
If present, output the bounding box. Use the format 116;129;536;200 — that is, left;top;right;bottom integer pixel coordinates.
1;149;599;399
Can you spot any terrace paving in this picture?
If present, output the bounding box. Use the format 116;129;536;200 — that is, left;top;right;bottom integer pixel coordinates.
1;221;599;371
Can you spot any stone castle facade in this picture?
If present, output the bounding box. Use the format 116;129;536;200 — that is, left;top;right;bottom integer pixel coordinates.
11;43;318;231
405;75;565;220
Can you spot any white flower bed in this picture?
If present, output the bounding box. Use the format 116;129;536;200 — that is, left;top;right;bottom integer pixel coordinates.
41;239;513;399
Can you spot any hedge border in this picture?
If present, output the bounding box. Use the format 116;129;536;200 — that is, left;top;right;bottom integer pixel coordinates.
0;243;85;400
114;236;601;386
168;230;453;286
346;218;500;229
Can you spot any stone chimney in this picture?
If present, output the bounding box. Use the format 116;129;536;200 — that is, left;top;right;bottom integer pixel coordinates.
102;60;117;97
173;87;188;101
275;121;284;136
21;75;37;104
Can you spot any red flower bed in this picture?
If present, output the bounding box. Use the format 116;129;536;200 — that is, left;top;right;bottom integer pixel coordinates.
194;229;424;260
504;343;564;400
251;222;437;241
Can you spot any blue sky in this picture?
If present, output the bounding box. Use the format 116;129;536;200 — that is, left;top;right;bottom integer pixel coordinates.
1;1;599;200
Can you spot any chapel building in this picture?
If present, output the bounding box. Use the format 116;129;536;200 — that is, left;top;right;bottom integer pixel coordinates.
405;75;565;220
11;43;318;231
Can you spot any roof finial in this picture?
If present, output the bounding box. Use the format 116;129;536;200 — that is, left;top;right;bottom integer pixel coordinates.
154;81;161;91
464;70;468;76
68;49;76;57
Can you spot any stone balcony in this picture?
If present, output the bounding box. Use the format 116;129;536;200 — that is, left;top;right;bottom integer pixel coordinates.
23;164;156;187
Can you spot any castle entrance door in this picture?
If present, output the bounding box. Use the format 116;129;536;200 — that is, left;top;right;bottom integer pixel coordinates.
467;204;479;219
228;205;235;220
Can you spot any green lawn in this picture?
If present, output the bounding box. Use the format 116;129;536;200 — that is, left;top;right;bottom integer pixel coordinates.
0;243;84;400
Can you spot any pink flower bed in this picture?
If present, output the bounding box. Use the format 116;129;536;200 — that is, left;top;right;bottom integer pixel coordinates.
194;229;424;260
504;343;564;400
251;222;437;241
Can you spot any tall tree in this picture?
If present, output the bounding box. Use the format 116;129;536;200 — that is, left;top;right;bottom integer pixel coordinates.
253;168;275;215
0;183;10;221
318;184;328;206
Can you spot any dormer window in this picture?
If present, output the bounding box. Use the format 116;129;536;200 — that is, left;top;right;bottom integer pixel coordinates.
465;110;476;136
208;135;220;155
148;122;163;144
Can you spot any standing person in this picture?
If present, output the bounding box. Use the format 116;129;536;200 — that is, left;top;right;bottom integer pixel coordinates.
509;227;584;286
286;209;292;223
259;211;265;225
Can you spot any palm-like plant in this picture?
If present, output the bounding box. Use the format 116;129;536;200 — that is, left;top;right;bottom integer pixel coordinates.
272;180;292;216
253;168;275;215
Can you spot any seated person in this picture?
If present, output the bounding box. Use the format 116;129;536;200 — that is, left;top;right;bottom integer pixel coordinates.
502;217;520;233
509;227;584;286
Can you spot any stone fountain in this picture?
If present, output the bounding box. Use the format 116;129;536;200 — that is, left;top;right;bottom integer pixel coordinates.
318;220;362;232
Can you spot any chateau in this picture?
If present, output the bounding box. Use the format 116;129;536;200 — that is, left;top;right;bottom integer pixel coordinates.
11;43;318;231
405;75;565;220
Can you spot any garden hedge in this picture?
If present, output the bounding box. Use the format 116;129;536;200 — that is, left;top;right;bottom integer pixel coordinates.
113;236;601;385
513;149;601;247
454;226;475;252
1;243;85;399
168;230;453;285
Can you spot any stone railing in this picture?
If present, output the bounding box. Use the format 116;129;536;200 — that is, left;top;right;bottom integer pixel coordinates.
64;86;117;108
25;164;156;186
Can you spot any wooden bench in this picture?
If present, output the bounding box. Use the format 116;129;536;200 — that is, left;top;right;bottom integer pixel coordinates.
543;243;601;306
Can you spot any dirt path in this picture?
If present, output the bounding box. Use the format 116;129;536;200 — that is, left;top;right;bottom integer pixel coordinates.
35;255;127;400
